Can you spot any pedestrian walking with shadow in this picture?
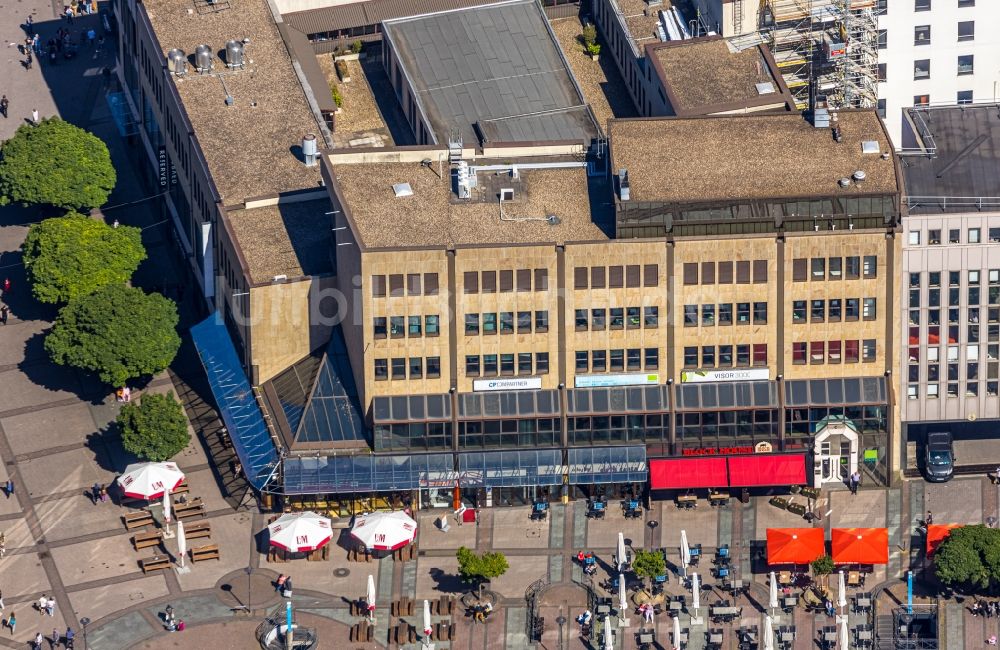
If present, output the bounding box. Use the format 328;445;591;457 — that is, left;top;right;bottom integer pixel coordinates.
25;51;32;70
45;596;55;617
51;629;59;649
26;15;34;34
0;95;8;118
37;595;46;616
32;632;42;650
31;109;39;125
1;305;9;325
4;478;12;498
6;611;15;636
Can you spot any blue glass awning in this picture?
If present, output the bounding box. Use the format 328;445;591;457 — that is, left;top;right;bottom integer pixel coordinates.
191;315;279;490
567;446;647;485
283;453;456;495
458;450;564;488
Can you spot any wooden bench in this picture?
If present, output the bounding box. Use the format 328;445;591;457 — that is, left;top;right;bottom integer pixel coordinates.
132;530;163;551
190;544;220;562
124;511;154;530
350;622;373;643
436;622;454;640
174;498;205;519
140;554;171;573
306;545;329;561
348;548;372;563
391;597;414;617
434;595;454;616
183;521;211;540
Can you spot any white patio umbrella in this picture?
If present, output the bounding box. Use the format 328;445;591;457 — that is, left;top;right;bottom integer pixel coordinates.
267;512;333;552
763;614;774;650
769;571;779;611
838;615;849;649
603;615;613;650
680;530;690;577
351;511;418;551
618;573;627;616
117;461;185;499
837;571;847;612
672;615;682;649
176;519;187;568
366;574;376;618
691;573;700;612
423;598;432;637
161;489;173;536
617;532;627;572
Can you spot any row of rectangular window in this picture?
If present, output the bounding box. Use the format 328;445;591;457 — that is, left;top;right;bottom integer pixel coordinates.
372;273;439;297
910;287;989;308
683;344;768;369
908;343;994;363
792;340;877;365
575;307;658;330
792;298;876;323
684;303;766;327
907;323;998;347
908;55;975;80
374;356;441;380
682;260;766;285
575;348;659;373
464;269;548;294
374;315;440;338
465;311;549;335
908;227;988;246
908;361;993;385
792;256;877;281
910;0;977;12
908;308;996;329
465;352;550;377
906;22;974;46
909;269;1000;288
573;264;658;290
909;382;998;400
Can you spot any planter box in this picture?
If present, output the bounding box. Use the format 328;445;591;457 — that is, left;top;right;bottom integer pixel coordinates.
787;503;807;517
769;497;789;510
799;487;821;500
334;52;361;62
590;54;599;62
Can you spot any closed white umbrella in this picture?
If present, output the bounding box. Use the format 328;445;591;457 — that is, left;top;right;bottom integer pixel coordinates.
117;462;185;499
617;532;627;572
267;511;333;552
367;574;376;616
163;490;172;523
177;519;187;568
351;511;418;551
680;530;690;576
672;615;681;649
603;615;613;650
838;614;849;649
769;571;779;610
618;573;627;615
691;573;700;612
763;614;774;650
423;598;432;637
837;570;847;612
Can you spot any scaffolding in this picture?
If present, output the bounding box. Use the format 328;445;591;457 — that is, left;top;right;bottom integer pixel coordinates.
756;0;878;111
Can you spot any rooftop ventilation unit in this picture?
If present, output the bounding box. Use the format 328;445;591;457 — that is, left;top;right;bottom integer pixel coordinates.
755;82;775;95
225;39;245;69
618;169;630;201
852;170;867;183
195;44;213;73
302;134;318;167
499;188;515;202
838;177;851;188
167;49;187;75
861;140;880;155
455;161;476;199
392;183;413;198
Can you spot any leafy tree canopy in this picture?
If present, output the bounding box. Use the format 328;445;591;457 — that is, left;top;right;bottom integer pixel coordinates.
935;525;1000;591
22;212;145;304
45;284;180;387
118;391;190;461
811;555;835;576
456;546;509;583
632;548;667;580
0;117;116;210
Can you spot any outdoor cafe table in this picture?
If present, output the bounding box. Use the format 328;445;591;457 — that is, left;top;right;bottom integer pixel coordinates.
669;601;683;612
848;571;862;586
822;630;837;642
638;632;654;644
711;606;739;618
857;596;872;609
858;629;873;640
782;597;798;608
780;631;795;642
709;631;723;644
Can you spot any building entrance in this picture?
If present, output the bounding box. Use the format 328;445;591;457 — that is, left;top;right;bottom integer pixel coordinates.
812;417;859;486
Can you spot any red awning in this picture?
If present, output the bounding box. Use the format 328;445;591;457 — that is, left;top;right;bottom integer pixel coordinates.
649;458;729;490
766;527;825;565
926;524;962;556
727;455;806;487
831;527;889;565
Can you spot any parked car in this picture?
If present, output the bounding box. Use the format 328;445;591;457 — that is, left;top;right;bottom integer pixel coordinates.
924;431;955;482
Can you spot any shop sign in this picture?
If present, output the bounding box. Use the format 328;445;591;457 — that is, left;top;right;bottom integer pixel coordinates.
682;446;754;457
755;441;773;453
575;373;659;388
680;368;769;383
473;377;542;392
157;145;168;188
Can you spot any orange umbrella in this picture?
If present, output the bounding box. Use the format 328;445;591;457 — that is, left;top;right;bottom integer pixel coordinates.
766;528;825;565
926;524;962;556
831;528;889;565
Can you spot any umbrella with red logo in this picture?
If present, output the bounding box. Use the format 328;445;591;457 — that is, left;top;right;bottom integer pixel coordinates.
350;511;418;551
266;512;333;552
117;462;185;500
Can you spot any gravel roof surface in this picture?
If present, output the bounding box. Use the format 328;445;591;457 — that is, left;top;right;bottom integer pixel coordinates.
615;0;668;50
609;111;898;203
225;199;333;283
652;39;779;111
330;157;608;249
146;0;322;206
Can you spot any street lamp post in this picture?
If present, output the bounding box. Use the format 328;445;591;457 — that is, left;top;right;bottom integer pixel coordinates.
80;617;91;650
245;566;254;614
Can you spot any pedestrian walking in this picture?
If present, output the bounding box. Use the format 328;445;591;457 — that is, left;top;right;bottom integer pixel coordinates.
26;15;34;34
1;305;8;324
64;628;74;648
25;51;32;70
849;471;860;495
0;533;6;558
31;109;39;125
32;632;43;650
0;95;8;118
51;629;59;648
91;483;100;505
65;6;74;22
32;34;40;54
100;484;109;503
5;611;14;636
37;595;46;615
45;597;55;617
4;478;12;498
275;574;287;592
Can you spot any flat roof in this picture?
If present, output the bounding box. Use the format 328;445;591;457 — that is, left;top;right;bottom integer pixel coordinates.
609;111;898;204
146;0;323;206
901;104;1000;214
225;198;333;283
613;0;669;52
282;0;502;35
647;37;793;115
382;0;598;145
328;154;610;249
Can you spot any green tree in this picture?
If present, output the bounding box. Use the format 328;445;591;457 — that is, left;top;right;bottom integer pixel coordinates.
22;213;146;304
0;118;116;210
456;546;509;585
632;549;667;586
118;391;190;461
811;554;835;577
45;284;181;387
935;525;1000;591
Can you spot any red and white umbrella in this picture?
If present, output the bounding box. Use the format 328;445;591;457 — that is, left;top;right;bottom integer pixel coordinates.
350;511;418;551
117;462;185;500
267;511;333;552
